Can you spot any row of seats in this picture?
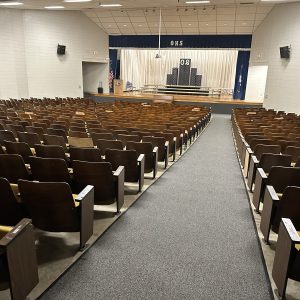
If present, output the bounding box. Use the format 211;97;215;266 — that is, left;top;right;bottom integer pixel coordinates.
0;98;211;299
232;107;300;299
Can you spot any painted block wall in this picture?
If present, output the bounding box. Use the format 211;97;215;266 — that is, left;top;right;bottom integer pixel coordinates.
0;9;109;99
250;2;300;113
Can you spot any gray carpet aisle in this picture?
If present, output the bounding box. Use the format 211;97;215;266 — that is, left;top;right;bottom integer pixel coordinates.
41;115;272;300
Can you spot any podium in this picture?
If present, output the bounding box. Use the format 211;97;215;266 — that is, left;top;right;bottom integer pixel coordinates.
113;79;123;95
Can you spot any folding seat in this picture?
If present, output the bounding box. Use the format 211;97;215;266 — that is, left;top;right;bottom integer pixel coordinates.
6;124;24;138
0;218;39;299
32;122;48;130
153;132;176;161
253;166;300;212
276;140;300;152
117;134;140;147
0;154;30;183
69;130;89;138
246;144;281;184
18;180;94;250
17;120;31;128
0;130;16;146
272;218;300;299
131;131;152;140
72;160;124;213
18;132;41;148
260;186;300;243
46;128;68;143
105;149;145;192
30;156;71;183
43;134;68;152
95;139;123;156
4;141;33;164
35;144;68;161
25;126;45;141
91;132;114;145
126;141;158;179
283;146;300;164
69;126;86;133
51;123;68;132
69;147;102;163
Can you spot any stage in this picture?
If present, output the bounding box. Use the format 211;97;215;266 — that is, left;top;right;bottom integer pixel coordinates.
87;92;263;114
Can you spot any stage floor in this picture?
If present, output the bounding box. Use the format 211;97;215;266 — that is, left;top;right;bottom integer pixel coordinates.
90;92;263;106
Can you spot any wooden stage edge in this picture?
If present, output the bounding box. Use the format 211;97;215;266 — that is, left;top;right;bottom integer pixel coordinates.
90;92;263;106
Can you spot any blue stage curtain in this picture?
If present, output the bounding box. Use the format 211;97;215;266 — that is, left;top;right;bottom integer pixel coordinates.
109;35;252;49
109;49;118;92
233;51;250;100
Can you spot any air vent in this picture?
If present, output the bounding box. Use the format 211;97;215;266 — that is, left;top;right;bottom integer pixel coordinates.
240;2;255;4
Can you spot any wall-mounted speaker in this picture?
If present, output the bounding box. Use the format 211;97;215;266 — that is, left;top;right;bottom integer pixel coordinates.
280;46;290;59
57;44;66;55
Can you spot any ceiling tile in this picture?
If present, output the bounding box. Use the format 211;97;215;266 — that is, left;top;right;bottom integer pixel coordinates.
217;27;235;33
132;23;149;28
164;22;182;28
111;11;128;17
127;10;145;17
235;20;254;27
255;13;267;21
181;21;198;27
130;16;147;23
115;16;131;23
199;21;217;27
101;23;119;29
163;15;181;21
217;20;235;26
235;26;254;33
98;17;114;23
180;15;199;21
257;6;273;13
198;14;217;21
200;27;217;34
182;28;199;33
217;7;236;14
236;14;256;21
217;14;235;21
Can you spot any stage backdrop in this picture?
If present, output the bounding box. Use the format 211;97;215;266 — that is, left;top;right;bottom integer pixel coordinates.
120;49;238;91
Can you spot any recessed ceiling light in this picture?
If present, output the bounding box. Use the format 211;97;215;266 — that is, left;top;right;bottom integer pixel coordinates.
205;23;209;26
64;0;92;2
138;24;142;27
185;1;210;4
123;24;127;27
188;23;192;26
100;3;122;7
44;6;65;9
0;2;23;6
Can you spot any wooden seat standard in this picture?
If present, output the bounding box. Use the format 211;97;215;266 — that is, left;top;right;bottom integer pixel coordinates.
0;218;39;300
272;218;300;299
260;186;300;243
18;180;94;250
126;141;158;179
72;160;124;213
105;149;145;192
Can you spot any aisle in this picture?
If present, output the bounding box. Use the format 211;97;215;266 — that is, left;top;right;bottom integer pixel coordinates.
41;115;273;300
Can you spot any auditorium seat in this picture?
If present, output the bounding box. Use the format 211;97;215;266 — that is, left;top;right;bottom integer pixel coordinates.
0;130;16;145
47;128;68;143
26;126;45;140
18;132;41;148
18;180;94;250
0;218;39;299
4;141;33;164
91;132;114;145
95;139;123;156
72;160;124;213
283;146;300;164
260;186;300;243
117;134;140;147
105;149;145;192
35;144;68;162
69;147;102;163
272;218;300;299
253;166;300;212
126;141;158;178
0;154;30;183
43;134;68;152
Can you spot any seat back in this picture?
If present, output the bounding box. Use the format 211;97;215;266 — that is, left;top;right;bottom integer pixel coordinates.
253;144;281;160
105;149;138;182
18;180;79;232
0;177;23;225
283;146;300;163
117;134;140;147
46;128;68;142
267;167;300;193
0;130;15;145
259;154;292;174
96;139;123;156
35;144;67;161
126;141;153;172
69;147;102;163
18;132;41;148
25;126;45;140
72;160;115;204
143;136;165;161
43;134;68;151
30;156;70;183
4;141;33;164
0;154;29;183
91;133;114;144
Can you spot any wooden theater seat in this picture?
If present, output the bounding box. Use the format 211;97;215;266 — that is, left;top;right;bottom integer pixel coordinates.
18;180;94;250
4;141;33;164
35;144;68;162
272;218;300;299
18;132;41;148
43;134;68;152
260;186;300;243
95;139;123;156
0;218;39;300
117;134;140;147
72;160;124;214
69;147;102;163
126;141;158;179
0;130;16;145
105;149;145;192
283;146;300;164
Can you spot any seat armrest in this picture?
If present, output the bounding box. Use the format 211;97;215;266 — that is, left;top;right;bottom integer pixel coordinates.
75;185;94;250
266;185;279;201
247;148;254;155
137;154;145;192
113;166;125;213
152;147;158;179
252;155;259;164
172;137;176;161
257;167;267;179
164;141;169;168
282;218;300;243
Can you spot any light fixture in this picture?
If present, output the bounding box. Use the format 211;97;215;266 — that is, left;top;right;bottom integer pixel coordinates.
100;3;122;7
0;1;23;6
64;0;92;2
45;6;65;9
186;1;210;3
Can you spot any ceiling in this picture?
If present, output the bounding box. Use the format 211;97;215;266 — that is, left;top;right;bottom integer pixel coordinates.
1;0;297;35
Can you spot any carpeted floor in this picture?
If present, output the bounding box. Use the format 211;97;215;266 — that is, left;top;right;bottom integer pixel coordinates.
40;115;273;300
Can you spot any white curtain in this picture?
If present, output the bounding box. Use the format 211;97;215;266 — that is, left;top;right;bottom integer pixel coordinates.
120;49;238;90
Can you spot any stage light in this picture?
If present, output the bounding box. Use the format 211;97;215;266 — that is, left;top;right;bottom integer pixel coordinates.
45;6;65;9
100;3;122;7
0;2;23;5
